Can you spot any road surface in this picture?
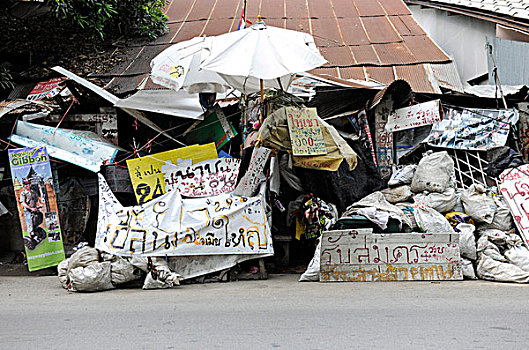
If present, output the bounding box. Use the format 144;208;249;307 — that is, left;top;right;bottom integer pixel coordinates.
1;274;528;349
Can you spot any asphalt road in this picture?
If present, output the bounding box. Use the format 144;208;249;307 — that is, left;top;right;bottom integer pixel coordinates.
1;274;528;349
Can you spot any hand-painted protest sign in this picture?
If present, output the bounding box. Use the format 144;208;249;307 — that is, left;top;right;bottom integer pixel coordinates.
499;164;529;246
9;147;65;271
233;147;271;197
286;107;326;156
385;100;441;132
126;143;218;204
427;107;518;150
9;121;119;172
162;158;240;197
27;78;67;101
95;174;273;256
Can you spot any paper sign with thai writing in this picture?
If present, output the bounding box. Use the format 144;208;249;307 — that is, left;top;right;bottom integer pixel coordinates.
233;147;271;197
499;164;529;246
286;107;326;156
320;230;462;282
9;146;65;271
386;99;441;132
162;158;240;197
95;174;272;256
126;143;217;205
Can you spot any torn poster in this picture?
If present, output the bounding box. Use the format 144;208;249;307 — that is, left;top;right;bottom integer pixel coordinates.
286;107;326;156
427;107;518;150
126;143;217;204
183;105;237;150
233;147;271;197
385;100;441;132
95;174;273;256
499;164;529;246
9;146;65;271
9;120;119;172
162;157;240;197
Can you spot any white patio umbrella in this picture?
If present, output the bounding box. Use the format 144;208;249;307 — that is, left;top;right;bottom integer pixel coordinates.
199;19;327;95
150;36;230;94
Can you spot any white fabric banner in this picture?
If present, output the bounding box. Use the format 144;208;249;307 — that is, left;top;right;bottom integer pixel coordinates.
96;174;273;256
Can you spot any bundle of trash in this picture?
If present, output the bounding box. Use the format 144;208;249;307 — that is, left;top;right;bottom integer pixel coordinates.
58;246;181;292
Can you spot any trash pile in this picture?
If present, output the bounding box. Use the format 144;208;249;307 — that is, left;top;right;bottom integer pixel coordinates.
58;246;181;292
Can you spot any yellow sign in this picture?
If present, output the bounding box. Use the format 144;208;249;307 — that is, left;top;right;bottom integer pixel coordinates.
286;107;326;156
126;143;217;204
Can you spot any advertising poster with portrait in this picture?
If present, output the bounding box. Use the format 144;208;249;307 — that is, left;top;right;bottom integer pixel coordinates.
9;146;65;271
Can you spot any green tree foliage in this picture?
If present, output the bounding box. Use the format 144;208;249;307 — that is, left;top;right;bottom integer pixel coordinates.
0;67;15;91
47;0;168;39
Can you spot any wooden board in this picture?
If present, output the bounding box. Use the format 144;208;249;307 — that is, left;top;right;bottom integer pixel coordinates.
320;230;463;282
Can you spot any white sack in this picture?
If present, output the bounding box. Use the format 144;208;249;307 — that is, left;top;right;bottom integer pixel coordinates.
68;261;115;292
414;188;457;213
461;258;477;279
456;223;477;260
111;256;142;285
477;254;529;283
461;184;496;224
143;265;181;290
412;203;454;233
476;235;507;262
388;165;416;187
411;151;454;193
299;239;321;282
505;246;529;272
381;185;413;204
57;258;70;289
68;246;99;270
479;194;513;231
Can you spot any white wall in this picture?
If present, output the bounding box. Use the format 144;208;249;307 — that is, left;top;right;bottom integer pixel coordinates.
409;5;496;84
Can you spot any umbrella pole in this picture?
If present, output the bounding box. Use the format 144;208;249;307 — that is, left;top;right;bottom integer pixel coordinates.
260;78;264;124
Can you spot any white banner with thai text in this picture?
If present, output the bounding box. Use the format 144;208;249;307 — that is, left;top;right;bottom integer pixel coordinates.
499;164;529;246
386;100;441;132
95;174;273;256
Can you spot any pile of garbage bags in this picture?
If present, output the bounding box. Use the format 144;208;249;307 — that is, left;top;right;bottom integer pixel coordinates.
58;246;181;292
301;150;529;283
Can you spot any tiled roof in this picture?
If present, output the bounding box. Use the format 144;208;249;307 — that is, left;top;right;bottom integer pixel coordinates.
420;0;529;20
104;0;455;94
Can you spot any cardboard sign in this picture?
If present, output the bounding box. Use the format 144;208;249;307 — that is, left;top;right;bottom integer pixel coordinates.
427;107;518;150
233;147;271;197
320;230;462;282
95;174;273;256
9;147;65;271
386;100;441;132
126;143;217;204
10;121;119;172
286;107;326;156
499;164;529;246
162;158;240;197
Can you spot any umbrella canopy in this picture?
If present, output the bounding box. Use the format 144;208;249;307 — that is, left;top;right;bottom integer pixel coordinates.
150;37;230;94
199;20;327;94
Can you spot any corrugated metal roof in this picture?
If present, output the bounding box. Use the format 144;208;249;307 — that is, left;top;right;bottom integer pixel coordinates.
103;0;457;95
411;0;529;20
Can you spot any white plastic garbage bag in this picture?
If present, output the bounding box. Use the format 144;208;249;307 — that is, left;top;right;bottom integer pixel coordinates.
111;256;142;285
381;185;413;204
414;188;457;213
388;165;416;187
478;194;513;231
412;202;454;233
476;235;508;262
505;246;529;272
461;258;477;279
68;261;115;292
411;151;454;193
477;254;529;283
461;184;496;224
68;246;99;269
57;258;70;289
299;239;321;282
455;223;477;260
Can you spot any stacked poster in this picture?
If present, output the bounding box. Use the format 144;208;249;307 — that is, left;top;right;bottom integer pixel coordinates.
427;107;518;150
9;146;65;271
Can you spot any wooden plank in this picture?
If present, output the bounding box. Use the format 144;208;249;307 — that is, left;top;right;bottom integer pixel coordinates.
320;230;463;282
